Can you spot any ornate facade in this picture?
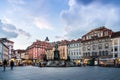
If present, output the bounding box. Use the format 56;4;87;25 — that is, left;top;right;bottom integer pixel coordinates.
82;27;113;59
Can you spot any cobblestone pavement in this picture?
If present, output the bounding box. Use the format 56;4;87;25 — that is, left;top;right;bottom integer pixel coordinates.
0;66;120;80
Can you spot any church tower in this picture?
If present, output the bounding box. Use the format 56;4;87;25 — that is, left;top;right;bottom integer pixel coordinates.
45;37;49;42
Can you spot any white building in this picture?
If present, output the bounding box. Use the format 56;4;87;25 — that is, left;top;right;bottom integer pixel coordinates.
0;38;14;60
111;31;120;58
68;39;82;64
82;27;113;59
0;42;9;62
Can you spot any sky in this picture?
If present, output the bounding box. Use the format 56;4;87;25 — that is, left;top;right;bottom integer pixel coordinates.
0;0;120;49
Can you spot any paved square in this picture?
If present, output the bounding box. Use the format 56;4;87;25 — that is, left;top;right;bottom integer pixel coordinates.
0;66;120;80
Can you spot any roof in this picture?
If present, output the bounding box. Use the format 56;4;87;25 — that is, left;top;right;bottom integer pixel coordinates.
0;38;14;43
111;31;120;38
14;49;26;53
59;40;69;45
68;38;81;44
0;42;9;49
82;26;113;37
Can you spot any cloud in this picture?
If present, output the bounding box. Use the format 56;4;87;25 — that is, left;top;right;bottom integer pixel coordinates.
60;0;120;39
33;17;53;30
18;29;31;38
0;20;31;39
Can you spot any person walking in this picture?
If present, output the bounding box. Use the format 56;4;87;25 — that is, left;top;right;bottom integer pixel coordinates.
10;60;14;70
3;59;7;71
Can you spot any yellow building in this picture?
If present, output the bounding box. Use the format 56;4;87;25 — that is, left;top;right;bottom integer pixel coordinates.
58;40;69;60
46;43;54;60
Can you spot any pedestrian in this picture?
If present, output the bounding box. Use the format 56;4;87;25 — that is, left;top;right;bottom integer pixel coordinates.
3;59;7;71
10;60;14;70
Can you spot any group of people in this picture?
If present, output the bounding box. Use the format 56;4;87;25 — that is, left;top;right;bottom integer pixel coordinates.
2;59;14;71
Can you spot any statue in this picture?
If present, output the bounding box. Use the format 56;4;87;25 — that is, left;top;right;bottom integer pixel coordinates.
54;42;60;60
55;42;58;50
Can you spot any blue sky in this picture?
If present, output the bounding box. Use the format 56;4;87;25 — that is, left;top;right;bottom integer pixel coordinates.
0;0;120;49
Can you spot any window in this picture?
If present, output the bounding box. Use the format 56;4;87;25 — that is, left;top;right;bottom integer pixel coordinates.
83;53;86;56
104;31;108;36
115;47;118;52
101;32;103;37
102;51;105;56
88;52;90;56
105;43;109;49
83;47;86;51
99;51;102;56
92;45;96;50
98;44;102;49
79;52;81;55
105;39;108;42
105;51;108;56
115;54;118;57
92;52;95;56
83;37;85;40
87;46;91;50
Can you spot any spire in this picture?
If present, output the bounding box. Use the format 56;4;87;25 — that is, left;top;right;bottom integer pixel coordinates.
45;37;49;42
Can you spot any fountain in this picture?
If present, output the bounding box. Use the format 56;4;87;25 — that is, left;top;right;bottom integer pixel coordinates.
46;42;65;67
46;42;75;67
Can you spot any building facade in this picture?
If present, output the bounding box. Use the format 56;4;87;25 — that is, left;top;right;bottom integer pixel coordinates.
46;42;54;60
0;42;9;62
82;27;113;65
58;40;69;60
68;39;82;63
27;40;49;62
0;38;14;60
111;31;120;59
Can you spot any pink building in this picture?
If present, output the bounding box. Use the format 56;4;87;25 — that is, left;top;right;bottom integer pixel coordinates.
27;40;49;62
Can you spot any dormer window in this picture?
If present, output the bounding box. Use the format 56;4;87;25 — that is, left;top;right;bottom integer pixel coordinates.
101;32;103;37
104;31;108;36
83;37;85;40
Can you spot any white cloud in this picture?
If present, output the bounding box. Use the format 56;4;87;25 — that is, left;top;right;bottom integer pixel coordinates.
2;17;12;24
0;19;31;39
61;0;120;39
33;17;53;30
